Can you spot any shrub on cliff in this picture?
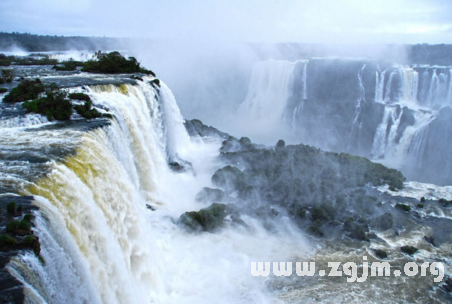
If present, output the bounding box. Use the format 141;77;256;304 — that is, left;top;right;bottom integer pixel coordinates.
82;51;155;75
3;78;45;103
22;84;72;120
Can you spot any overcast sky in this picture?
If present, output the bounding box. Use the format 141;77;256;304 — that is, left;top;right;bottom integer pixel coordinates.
1;0;452;44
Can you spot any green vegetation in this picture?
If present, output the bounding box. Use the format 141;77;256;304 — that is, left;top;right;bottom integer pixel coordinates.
3;79;45;103
0;88;7;93
401;245;418;255
0;32;125;52
417;203;424;208
69;92;91;101
82;51;155;75
0;234;17;246
6;220;20;232
439;198;452;207
53;60;83;71
420;197;426;202
0;53;58;66
131;75;143;81
373;249;388;259
74;101;102;119
179;203;227;232
0;69;14;83
6;201;16;214
23;84;72;120
18;219;31;230
23;213;34;222
23;235;36;244
307;225;324;237
395;203;411;212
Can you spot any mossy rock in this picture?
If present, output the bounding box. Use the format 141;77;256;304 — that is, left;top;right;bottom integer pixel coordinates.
211;165;245;192
195;187;229;203
179;203;227;232
307;225;324;237
344;219;369;241
373;249;388;259
401;245;418;255
395;203;411;212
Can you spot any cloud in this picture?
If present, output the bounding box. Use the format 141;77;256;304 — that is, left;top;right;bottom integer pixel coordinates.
0;0;451;44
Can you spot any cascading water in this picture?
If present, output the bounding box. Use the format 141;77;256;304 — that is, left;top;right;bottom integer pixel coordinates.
237;60;297;130
3;77;310;304
348;64;366;150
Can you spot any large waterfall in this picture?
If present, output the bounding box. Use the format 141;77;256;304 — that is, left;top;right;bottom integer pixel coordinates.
237;58;452;185
2;77;310;303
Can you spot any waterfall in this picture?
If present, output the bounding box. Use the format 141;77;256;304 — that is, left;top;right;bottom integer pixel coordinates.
375;69;386;103
348;64;366;150
302;61;308;100
399;68;419;104
371;106;403;159
383;70;397;104
4;78;286;304
238;60;297;127
448;69;452;104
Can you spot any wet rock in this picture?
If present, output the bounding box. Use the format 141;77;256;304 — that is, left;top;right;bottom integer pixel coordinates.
178;203;227;232
307;225;324;237
400;245;418;255
395;203;411;212
424;235;436;247
373;249;388;259
195;187;230;203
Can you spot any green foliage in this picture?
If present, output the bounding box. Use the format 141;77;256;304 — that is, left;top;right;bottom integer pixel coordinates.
311;206;330;221
68;92;90;101
307;225;324;237
1;69;14;83
0;234;17;246
23;235;36;244
82;51;155;75
3;79;45;103
23;213;34;221
6;220;20;232
395;203;411;212
17;205;23;213
417;203;424;208
150;79;160;87
53;60;83;71
439;198;452;206
74;100;104;119
373;249;388;259
420;196;426;202
131;75;143;81
0;87;7;93
19;219;31;230
179;203;227;232
22;84;73;120
6;201;16;214
401;245;418;255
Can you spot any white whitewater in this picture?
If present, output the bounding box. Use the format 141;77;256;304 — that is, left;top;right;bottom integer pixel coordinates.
5;79;309;304
238;60;297;127
348;64;366;150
